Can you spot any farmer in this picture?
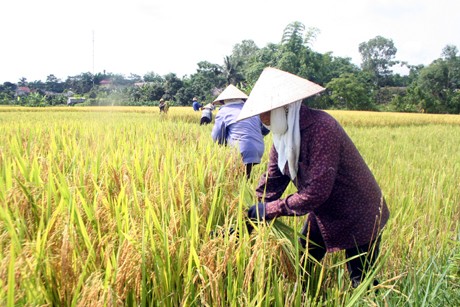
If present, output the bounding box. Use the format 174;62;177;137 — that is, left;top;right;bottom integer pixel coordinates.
192;97;203;111
211;84;269;179
238;67;390;288
159;98;168;114
200;103;215;125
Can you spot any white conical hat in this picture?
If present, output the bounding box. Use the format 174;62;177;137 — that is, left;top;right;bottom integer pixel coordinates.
212;84;248;104
237;67;325;121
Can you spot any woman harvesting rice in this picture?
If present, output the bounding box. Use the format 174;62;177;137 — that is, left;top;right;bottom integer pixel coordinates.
239;68;390;288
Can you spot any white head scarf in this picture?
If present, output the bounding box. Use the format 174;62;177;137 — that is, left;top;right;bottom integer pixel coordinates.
268;100;301;180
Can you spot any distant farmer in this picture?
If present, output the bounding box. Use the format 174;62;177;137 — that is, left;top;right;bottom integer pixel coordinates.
192;97;203;111
238;68;390;289
211;84;269;179
200;103;215;125
159;98;168;114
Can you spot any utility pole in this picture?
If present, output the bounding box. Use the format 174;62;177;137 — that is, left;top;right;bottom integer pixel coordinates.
92;30;95;87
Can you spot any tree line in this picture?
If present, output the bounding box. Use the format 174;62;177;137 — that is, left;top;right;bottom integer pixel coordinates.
1;21;459;114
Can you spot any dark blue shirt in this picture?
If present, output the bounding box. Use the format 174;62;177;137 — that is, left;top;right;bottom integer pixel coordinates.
192;100;202;111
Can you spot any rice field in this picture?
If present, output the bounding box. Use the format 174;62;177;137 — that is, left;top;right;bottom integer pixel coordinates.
0;106;459;306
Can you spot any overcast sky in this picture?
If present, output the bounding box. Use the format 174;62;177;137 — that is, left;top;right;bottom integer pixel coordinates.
1;0;459;83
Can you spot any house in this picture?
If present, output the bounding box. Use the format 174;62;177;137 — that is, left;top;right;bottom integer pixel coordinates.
134;82;154;87
99;79;112;88
16;86;31;96
67;97;85;106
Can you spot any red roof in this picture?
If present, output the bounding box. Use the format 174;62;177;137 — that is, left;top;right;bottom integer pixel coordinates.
17;86;31;93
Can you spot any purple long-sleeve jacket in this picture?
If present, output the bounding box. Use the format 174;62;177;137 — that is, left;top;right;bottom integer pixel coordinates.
211;103;265;164
257;106;389;251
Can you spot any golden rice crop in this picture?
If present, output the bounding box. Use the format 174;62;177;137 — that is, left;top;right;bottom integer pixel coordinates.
0;106;459;306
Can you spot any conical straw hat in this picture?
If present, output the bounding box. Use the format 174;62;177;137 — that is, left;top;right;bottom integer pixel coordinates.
213;84;248;104
237;67;325;121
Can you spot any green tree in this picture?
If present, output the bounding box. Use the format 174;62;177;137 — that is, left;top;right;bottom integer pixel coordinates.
143;71;164;83
299;49;329;84
281;22;305;50
232;40;259;62
28;80;46;91
127;73;142;83
231;40;259;80
177;61;225;105
45;74;65;93
278;21;306;74
244;43;280;84
278;51;299;75
18;77;28;87
163;73;183;102
139;82;165;102
121;72;166;103
409;46;460;113
65;72;94;94
326;72;376;110
108;73;131;86
244;61;267;86
0;82;17;104
222;55;244;85
278;21;349;86
313;52;359;84
93;72;110;85
442;44;458;60
24;92;47;107
359;36;398;86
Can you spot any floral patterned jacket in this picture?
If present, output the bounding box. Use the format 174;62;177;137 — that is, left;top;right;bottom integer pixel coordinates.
257;105;390;251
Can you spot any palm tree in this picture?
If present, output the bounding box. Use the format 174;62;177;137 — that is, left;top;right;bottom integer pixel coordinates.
18;77;28;87
281;21;305;54
222;56;243;85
